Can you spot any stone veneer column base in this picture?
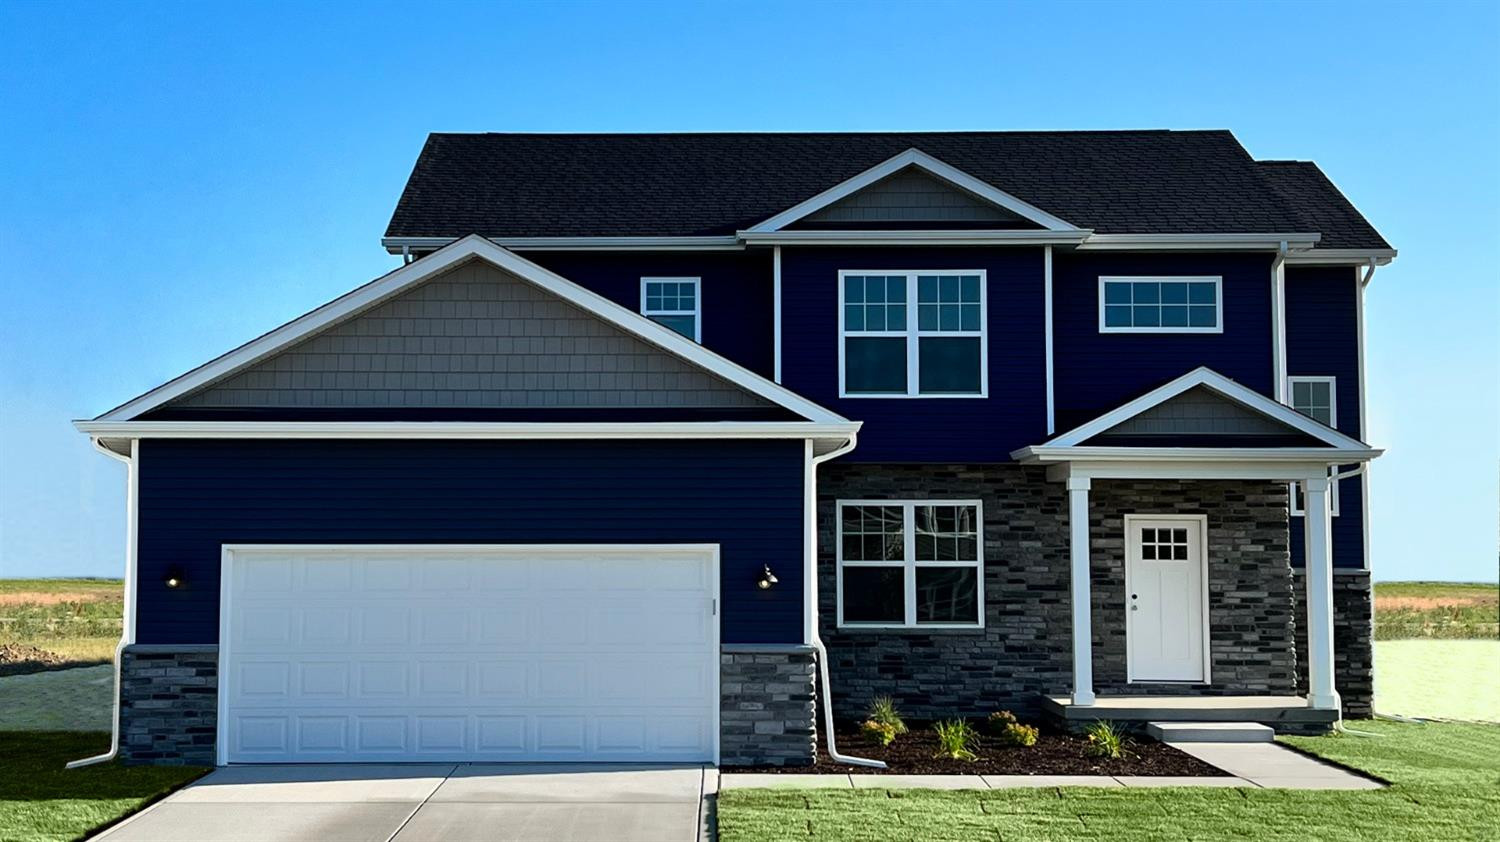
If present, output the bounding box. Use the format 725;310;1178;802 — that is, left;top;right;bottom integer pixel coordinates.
1293;569;1375;719
719;645;817;766
119;644;219;765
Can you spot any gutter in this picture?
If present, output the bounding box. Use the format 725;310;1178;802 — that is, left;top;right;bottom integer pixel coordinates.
67;439;138;768
806;435;885;768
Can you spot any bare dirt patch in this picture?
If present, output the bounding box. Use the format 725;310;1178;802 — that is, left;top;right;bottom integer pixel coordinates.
0;643;79;677
0;591;116;607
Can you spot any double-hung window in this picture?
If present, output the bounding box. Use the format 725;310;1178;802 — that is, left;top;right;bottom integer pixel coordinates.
641;277;700;341
840;271;987;397
1288;376;1341;516
837;500;984;628
1099;277;1222;333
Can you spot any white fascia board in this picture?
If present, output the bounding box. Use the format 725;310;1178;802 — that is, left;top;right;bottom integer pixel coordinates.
1035;366;1373;451
1075;233;1322;251
1284;248;1397;266
1012;445;1382;463
76;420;862;440
744;148;1082;234
95;235;849;425
739;229;1091;246
1041;459;1351;483
382;236;744;253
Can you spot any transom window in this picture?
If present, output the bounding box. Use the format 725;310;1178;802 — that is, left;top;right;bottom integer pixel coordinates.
840;271;987;397
837;500;983;629
1099;276;1222;333
1288;376;1341;516
641;277;701;341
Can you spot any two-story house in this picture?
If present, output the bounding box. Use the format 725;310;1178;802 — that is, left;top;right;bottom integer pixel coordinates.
77;131;1393;767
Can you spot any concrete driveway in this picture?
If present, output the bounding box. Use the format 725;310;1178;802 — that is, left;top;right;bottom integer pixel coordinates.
95;763;712;842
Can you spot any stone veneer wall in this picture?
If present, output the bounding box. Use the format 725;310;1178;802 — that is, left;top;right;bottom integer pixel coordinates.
719;646;818;765
818;465;1299;721
119;644;218;765
1088;478;1298;697
818;464;1073;720
1292;569;1375;718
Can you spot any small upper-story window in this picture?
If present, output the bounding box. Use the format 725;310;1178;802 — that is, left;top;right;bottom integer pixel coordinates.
1289;376;1336;427
1099;276;1222;333
1288;375;1341;516
840;271;987;397
641;277;700;341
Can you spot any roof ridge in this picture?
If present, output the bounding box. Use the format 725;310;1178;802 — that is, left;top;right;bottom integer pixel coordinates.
424;129;1235;138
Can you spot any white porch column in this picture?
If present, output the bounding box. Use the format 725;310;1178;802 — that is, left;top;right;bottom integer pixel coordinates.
1302;476;1340;711
1067;476;1095;705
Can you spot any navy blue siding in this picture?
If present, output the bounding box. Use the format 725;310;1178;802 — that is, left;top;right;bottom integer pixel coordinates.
135;439;805;644
524;250;775;378
1052;252;1276;432
1285;265;1365;569
779;247;1047;461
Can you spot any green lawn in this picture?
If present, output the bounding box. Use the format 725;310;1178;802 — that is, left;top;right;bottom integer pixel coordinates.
0;665;115;731
717;720;1500;841
0;732;205;842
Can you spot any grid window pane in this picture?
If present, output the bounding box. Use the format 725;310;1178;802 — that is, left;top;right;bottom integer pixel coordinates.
844;272;985;396
1103;280;1218;330
841;567;905;623
914;505;979;561
1291;380;1334;426
916;567;979;624
841;505;904;561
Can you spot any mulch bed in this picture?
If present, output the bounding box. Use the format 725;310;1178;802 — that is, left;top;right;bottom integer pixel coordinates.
0;643;106;677
724;724;1226;776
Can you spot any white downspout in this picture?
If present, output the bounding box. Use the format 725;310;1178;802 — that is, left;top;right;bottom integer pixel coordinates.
1271;241;1289;403
806;435;885;768
68;438;138;768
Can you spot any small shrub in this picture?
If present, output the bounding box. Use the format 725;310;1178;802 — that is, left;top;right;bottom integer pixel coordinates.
985;710;1018;734
1083;719;1135;759
860;718;899;747
867;696;909;736
931;719;980;761
997;722;1039;748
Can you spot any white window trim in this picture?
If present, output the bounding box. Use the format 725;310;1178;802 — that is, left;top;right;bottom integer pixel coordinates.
1098;276;1224;334
640;277;701;342
835;499;985;630
837;270;989;399
1287;375;1342;517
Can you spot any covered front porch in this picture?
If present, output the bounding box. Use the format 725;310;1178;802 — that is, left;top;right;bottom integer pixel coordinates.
1013;369;1382;727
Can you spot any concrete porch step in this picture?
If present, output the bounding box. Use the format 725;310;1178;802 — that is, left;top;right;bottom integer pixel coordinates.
1147;722;1275;743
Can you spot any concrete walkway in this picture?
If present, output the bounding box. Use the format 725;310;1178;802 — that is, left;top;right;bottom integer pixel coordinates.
96;763;711;842
720;742;1381;791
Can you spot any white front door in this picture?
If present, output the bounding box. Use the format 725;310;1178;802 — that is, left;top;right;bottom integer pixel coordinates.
1125;516;1208;683
218;544;719;764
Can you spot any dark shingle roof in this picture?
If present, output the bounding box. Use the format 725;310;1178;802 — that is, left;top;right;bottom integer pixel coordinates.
385;131;1388;248
1256;161;1391;250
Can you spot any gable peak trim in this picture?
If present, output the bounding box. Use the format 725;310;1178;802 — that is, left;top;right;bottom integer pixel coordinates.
1022;367;1372;453
743;148;1081;234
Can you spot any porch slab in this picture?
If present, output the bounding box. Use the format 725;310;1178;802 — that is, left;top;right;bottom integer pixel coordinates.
1041;695;1338;733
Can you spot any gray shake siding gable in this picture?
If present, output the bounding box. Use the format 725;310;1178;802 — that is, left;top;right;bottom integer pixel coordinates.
170;258;770;410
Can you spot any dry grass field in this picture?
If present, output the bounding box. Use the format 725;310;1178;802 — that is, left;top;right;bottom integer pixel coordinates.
0;579;122;674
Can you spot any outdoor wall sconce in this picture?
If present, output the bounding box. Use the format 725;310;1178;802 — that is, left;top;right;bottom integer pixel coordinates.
164;567;185;589
756;564;779;590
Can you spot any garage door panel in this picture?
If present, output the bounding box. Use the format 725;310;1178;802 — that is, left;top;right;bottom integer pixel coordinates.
222;546;718;763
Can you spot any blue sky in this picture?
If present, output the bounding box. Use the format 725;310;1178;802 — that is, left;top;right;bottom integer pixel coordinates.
1;1;1495;582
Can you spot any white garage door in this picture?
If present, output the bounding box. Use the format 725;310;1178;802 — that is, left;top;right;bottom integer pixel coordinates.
218;545;719;764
